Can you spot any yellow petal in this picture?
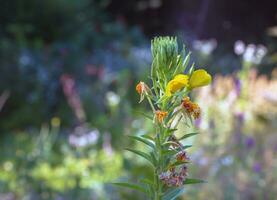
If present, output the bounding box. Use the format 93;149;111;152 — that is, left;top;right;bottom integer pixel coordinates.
189;69;211;89
165;74;189;96
165;82;173;96
174;74;189;82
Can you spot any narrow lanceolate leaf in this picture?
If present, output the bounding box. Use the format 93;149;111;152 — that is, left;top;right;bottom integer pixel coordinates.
162;149;178;158
172;53;184;76
140;178;154;186
128;135;155;149
183;145;192;149
164;128;178;137
141;134;155;142
188;62;195;76
139;178;154;198
155;94;167;104
150;152;158;166
112;182;148;194
167;128;178;134
181;51;191;73
178;132;199;141
162;187;185;200
151;57;159;96
125;148;154;166
183;178;206;185
134;110;153;120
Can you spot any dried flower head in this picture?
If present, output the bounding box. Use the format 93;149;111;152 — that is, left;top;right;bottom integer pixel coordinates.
136;81;144;94
180;165;188;177
135;81;151;102
182;97;201;119
176;151;189;162
155;110;168;123
159;164;188;187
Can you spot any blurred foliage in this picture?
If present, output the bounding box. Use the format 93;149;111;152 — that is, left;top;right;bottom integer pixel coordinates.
0;125;124;200
183;67;277;199
0;0;148;131
0;1;150;199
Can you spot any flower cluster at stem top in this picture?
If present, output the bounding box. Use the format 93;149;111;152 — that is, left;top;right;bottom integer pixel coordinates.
134;37;212;191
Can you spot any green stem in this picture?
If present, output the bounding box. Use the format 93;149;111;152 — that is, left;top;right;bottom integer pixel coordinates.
146;94;156;113
154;169;161;200
153;127;161;200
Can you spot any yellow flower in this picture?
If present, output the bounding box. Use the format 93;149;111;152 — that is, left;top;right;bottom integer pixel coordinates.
165;70;211;96
188;69;211;89
165;74;189;96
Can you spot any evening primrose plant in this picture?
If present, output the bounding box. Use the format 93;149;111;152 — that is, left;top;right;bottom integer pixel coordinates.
113;37;211;200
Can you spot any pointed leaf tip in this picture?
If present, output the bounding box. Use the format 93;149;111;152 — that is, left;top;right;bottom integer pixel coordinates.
111;182;148;194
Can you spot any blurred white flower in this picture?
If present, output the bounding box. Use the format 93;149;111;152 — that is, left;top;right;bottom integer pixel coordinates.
69;129;99;148
239;43;268;64
106;91;120;107
221;156;233;166
256;45;267;62
193;39;217;55
3;161;13;171
243;44;256;62
234;40;245;55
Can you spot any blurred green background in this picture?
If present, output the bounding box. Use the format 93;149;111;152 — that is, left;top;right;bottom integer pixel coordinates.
0;0;276;199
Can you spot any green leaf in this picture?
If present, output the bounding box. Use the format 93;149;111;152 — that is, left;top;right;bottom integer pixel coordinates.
125;148;154;166
183;145;192;149
139;178;154;198
181;51;191;73
128;135;155;149
151;57;159;96
155;94;167;104
141;134;155;142
167;128;178;134
183;178;206;185
134;110;153;120
178;132;199;141
164;128;178;137
162;141;180;148
140;178;154;186
112;182;148;194
172;46;186;76
162;149;177;157
188;62;195;76
150;151;158;165
162;187;185;200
